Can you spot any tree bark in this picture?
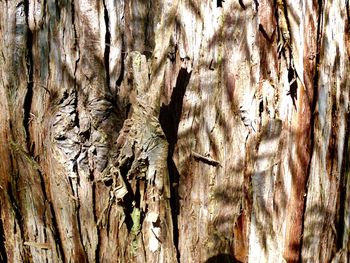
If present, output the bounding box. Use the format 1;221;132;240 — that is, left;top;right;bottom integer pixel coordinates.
0;0;349;262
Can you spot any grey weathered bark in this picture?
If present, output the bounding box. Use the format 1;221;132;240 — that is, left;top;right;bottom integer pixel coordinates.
0;0;349;262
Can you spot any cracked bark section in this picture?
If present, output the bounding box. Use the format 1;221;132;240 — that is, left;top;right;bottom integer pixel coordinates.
95;51;179;262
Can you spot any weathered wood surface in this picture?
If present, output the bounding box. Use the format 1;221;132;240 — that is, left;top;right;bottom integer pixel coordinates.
0;0;349;262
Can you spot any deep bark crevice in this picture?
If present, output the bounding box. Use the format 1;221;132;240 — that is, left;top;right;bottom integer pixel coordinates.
143;1;155;57
336;110;350;249
119;156;137;233
54;0;61;20
75;188;89;260
42;0;47;25
217;0;224;8
71;0;78;50
38;170;65;262
38;172;49;246
103;0;111;92
47;199;66;263
0;215;8;262
258;24;272;42
23;0;34;154
287;67;298;110
7;182;30;262
238;0;246;10
68;6;83;256
92;181;100;263
159;68;192;263
116;37;125;88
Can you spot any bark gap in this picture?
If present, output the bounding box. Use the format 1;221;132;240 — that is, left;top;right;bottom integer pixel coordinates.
115;35;125;88
54;0;60;20
75;188;89;260
23;0;34;154
37;171;49;248
0;216;7;262
71;0;77;50
336;110;350;249
39;167;65;261
103;0;111;92
92;181;100;262
48;200;66;263
7;182;29;262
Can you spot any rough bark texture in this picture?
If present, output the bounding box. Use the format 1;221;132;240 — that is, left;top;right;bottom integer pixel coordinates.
0;0;349;262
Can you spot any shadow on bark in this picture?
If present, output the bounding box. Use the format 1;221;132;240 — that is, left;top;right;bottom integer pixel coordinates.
159;68;192;261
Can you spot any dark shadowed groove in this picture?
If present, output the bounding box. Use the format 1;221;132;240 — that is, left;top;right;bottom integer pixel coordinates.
0;213;8;262
47;203;66;263
54;0;61;20
238;0;246;10
7;182;31;263
38;169;66;262
71;0;77;50
70;2;88;259
92;181;100;263
347;0;350;29
205;253;236;263
116;34;125;88
23;0;34;154
337;111;350;249
254;0;259;11
73;151;89;259
75;184;88;260
119;156;136;233
299;0;323;260
159;68;192;263
42;0;47;23
143;1;155;58
103;0;111;92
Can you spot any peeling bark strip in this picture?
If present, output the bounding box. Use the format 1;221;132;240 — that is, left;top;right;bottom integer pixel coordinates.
192;151;221;167
1;0;350;262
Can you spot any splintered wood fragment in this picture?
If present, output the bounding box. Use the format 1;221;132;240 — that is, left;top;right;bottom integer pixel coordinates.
191;152;221;167
24;242;51;250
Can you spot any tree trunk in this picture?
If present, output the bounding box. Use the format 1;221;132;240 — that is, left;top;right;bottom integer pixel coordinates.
0;0;349;262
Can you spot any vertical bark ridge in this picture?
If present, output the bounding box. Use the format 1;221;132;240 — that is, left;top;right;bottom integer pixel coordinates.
301;0;350;261
299;0;323;259
336;0;350;254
